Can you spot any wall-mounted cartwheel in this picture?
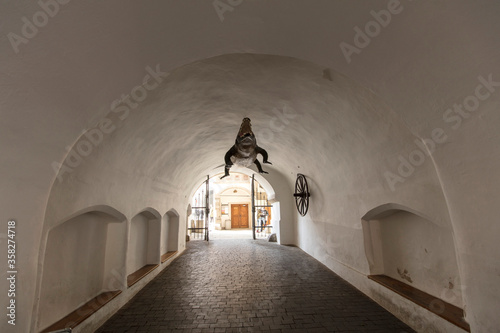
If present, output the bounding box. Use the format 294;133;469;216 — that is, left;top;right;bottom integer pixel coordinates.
293;173;310;216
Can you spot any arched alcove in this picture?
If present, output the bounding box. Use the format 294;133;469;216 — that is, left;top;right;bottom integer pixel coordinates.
127;209;161;287
362;204;464;311
161;209;180;263
38;207;126;331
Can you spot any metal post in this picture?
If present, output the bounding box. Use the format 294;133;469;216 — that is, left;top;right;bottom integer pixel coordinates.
251;174;256;240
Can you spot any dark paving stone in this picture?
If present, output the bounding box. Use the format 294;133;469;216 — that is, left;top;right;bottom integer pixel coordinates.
96;240;415;333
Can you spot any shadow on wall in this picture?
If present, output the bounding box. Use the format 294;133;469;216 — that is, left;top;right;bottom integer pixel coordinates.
304;175;324;219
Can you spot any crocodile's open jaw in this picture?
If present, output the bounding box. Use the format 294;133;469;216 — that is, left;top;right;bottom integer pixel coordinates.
221;116;270;179
238;118;254;140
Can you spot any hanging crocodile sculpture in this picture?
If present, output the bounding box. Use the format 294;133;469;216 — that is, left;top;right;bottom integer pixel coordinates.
220;117;272;179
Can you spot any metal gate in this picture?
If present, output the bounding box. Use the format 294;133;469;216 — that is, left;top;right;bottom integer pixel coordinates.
251;174;273;239
188;175;210;241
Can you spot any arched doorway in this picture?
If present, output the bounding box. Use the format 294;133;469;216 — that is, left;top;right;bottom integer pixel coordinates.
187;170;279;240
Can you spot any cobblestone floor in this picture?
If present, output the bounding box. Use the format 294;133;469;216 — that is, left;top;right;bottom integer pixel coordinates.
96;239;415;333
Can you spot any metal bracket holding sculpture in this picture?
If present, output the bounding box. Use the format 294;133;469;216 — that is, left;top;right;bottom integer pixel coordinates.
294;173;310;216
220;117;272;179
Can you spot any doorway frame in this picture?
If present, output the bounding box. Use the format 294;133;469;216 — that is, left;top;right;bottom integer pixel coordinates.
230;202;251;229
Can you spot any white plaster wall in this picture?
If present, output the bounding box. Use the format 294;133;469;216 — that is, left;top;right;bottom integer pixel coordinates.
220;189;250;200
162;210;180;253
129;214;149;273
270;202;281;241
103;221;127;291
161;213;169;254
39;213;107;330
167;212;179;252
1;2;499;331
128;213;160;273
380;211;463;308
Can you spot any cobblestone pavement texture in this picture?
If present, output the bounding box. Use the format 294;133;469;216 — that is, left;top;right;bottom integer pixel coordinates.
97;239;415;332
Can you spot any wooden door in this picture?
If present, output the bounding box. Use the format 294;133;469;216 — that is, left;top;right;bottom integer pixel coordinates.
231;204;249;228
231;205;240;228
240;205;248;228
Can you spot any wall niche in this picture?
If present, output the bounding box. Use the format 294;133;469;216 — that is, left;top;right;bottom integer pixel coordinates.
161;209;179;263
362;204;469;331
126;209;161;287
39;207;126;332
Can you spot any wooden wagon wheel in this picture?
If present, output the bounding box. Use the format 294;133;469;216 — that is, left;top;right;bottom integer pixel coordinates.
293;174;310;216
